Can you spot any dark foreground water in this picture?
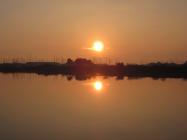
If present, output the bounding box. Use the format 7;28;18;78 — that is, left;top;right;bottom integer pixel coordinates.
0;74;187;140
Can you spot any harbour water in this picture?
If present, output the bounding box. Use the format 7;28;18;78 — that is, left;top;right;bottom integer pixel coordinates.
0;74;187;140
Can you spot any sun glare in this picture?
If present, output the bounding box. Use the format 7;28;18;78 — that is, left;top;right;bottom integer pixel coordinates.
92;41;104;52
94;81;103;91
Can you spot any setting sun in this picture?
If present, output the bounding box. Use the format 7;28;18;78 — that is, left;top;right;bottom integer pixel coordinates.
92;41;104;52
94;81;103;91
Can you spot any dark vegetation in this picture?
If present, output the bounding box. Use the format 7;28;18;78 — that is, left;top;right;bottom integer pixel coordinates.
0;58;187;80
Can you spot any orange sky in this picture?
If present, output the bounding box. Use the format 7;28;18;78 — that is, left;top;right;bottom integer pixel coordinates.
0;0;186;63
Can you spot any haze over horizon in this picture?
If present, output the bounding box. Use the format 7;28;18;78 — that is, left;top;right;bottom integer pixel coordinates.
0;0;186;63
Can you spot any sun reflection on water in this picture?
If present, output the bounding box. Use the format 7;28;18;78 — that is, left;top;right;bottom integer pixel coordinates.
83;78;106;93
93;80;103;91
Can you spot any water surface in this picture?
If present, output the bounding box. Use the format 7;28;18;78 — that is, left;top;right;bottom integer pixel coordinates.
0;74;187;140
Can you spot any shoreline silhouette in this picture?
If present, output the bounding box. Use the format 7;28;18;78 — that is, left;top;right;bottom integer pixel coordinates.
0;58;187;80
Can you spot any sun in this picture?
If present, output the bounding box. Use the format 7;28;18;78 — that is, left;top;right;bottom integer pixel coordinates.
94;81;103;91
92;41;104;52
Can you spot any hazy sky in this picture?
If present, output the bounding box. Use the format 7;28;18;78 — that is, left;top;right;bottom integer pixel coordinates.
0;0;186;63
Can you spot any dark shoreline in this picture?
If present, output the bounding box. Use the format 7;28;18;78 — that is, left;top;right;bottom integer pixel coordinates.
0;59;187;80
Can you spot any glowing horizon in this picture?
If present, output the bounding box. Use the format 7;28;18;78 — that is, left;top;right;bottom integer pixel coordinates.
0;0;186;63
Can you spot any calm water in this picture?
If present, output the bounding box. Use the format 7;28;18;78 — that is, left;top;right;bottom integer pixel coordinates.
0;74;187;140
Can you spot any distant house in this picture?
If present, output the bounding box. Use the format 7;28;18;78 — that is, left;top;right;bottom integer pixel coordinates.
66;58;93;65
74;58;93;65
